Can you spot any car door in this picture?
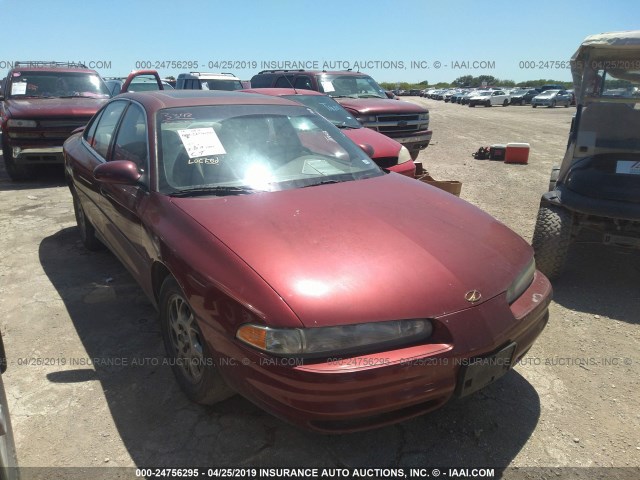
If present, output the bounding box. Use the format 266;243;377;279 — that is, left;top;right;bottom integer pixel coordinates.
96;101;154;288
71;100;129;237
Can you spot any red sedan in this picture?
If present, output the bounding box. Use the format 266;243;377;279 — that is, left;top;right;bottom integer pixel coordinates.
64;90;552;433
240;88;416;177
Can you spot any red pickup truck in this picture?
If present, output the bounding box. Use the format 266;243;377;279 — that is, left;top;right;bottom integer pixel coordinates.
249;70;432;159
0;61;111;180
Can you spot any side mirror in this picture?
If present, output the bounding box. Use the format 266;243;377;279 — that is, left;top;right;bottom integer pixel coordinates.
358;143;375;157
93;160;141;185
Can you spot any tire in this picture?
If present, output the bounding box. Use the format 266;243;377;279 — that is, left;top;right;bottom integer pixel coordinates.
503;99;509;106
532;204;573;279
484;101;491;107
72;190;103;251
532;104;537;108
2;142;33;181
548;166;561;191
159;277;235;405
469;103;475;108
564;102;569;108
549;100;556;108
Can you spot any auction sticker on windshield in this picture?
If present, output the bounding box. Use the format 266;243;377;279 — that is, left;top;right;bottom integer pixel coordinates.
321;81;335;93
615;160;640;175
11;82;27;95
178;128;226;158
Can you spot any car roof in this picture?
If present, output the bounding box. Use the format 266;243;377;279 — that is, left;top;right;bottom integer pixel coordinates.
11;67;97;74
256;70;370;77
239;88;325;97
117;90;304;111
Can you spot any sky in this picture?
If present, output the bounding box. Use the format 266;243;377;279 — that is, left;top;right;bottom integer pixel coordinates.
1;0;639;85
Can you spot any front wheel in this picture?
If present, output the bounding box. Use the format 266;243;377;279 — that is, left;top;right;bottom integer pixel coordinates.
160;277;235;405
532;204;573;279
532;104;537;108
503;99;509;106
484;100;491;107
549;100;556;108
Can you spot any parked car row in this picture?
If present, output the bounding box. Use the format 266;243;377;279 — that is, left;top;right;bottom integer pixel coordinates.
421;86;576;108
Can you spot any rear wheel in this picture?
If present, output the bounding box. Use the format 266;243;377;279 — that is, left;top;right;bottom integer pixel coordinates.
532;204;573;279
532;104;537;108
549;100;556;108
484;100;491;107
159;277;235;405
503;99;509;106
72;191;103;251
2;142;33;181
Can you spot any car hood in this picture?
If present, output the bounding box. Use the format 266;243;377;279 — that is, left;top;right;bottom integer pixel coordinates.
171;174;532;327
342;127;402;159
335;97;427;115
5;97;107;118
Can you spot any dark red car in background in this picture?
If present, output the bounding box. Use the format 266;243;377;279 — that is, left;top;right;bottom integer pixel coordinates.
63;89;551;432
240;88;415;177
0;61;110;180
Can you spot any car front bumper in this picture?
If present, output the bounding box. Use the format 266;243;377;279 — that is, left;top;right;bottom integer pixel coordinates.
208;271;552;433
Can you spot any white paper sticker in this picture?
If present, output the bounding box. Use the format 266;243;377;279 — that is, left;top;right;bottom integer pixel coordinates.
11;82;27;95
321;81;335;93
615;160;640;175
177;128;226;158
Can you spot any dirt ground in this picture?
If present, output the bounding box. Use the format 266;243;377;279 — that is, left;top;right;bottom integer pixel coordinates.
0;98;638;478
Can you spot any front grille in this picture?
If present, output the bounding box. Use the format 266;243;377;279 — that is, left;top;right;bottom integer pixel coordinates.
7;116;91;146
39;119;90;128
377;114;420;123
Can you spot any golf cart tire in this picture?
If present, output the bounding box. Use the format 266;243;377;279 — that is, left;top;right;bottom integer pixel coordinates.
532;204;573;280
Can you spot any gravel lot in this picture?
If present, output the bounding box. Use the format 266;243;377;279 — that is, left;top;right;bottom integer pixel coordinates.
0;98;638;478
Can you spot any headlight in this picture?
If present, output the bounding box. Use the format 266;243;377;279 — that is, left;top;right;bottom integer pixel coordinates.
7;119;37;128
397;145;412;164
236;319;433;357
418;113;429;120
356;115;376;124
506;258;536;304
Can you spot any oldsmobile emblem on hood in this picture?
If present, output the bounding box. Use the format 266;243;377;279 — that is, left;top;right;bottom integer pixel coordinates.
464;290;482;303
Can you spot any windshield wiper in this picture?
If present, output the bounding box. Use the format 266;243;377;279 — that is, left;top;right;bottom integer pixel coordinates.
335;122;359;129
357;94;384;99
330;94;358;99
167;185;260;197
300;179;344;188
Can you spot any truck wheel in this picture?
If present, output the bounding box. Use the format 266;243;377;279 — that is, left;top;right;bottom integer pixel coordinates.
159;277;235;405
532;204;573;279
2;142;33;181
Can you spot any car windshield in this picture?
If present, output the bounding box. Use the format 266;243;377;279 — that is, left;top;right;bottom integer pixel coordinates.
319;74;387;99
158;104;383;195
201;79;243;91
539;90;559;96
8;71;110;98
281;94;361;128
476;91;491;96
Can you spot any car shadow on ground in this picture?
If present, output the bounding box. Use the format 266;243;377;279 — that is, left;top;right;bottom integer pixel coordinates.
551;243;639;325
39;227;540;469
0;162;67;191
